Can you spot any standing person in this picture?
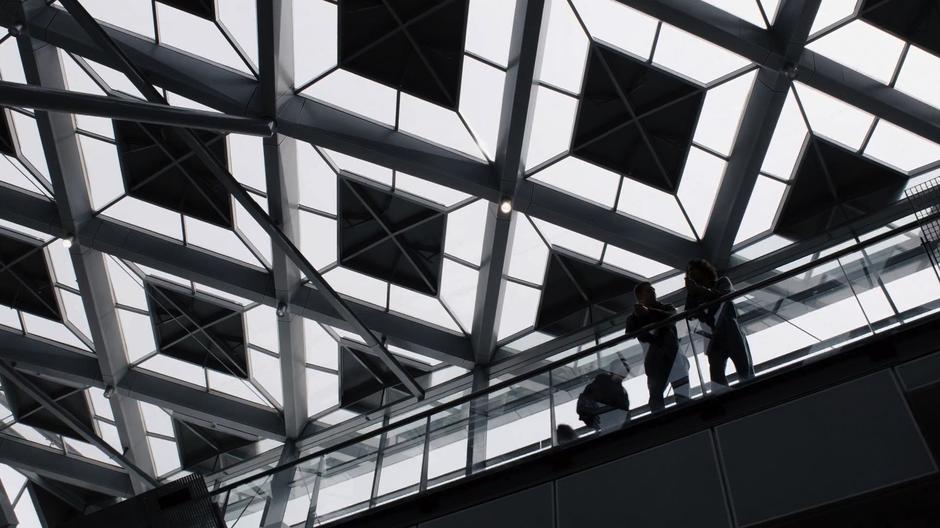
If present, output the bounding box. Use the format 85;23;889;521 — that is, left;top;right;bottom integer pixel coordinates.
626;282;690;413
576;357;630;432
684;259;754;387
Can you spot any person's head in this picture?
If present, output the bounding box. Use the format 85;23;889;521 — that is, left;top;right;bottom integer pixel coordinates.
634;281;656;305
604;356;630;382
556;424;578;445
687;258;719;286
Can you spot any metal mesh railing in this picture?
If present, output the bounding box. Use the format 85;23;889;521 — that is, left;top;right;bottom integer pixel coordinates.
905;177;940;268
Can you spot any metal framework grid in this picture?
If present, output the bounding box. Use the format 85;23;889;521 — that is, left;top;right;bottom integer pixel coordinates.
0;0;937;524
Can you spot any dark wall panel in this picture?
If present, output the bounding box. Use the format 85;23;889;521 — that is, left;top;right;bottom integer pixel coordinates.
555;431;732;528
419;483;553;528
716;371;936;526
896;349;940;391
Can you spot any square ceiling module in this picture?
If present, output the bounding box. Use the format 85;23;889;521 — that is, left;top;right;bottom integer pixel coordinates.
113;120;233;228
0;232;61;321
338;179;447;296
571;43;705;194
145;281;249;379
339;0;469;110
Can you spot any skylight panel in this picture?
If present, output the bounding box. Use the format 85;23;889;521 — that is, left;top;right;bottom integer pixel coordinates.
694;69;758;156
298;210;337;271
304;318;339;370
523;86;578;170
77;135;123;210
700;0;767;28
537;0;590;94
496;281;540;341
733;234;792;260
323;267;388;308
507;214;550;284
863;121;940;173
760;91;807;180
297;143;338;214
809;0;857;36
793;83;875;150
228;134;267;193
0;35;25;84
155;2;255;76
0;155;51;198
458;56;505;160
733;175;788;245
292;0;338;84
570;0;658;60
101;197;184;240
77;0;155;39
528;156;620;208
893;45;940;110
440;258;479;331
617;178;695;239
185;216;267;268
398;93;487;161
443;199;487;265
217;0;259;67
602;245;672;279
322;148;394;187
245;305;278;353
652;24;751;85
677;147;726;236
755;0;780;23
465;0;518;67
531;218;605;260
806;20;905;85
301;70;398;127
395;172;471;208
389;285;462;333
8;111;49;180
81;58;146;99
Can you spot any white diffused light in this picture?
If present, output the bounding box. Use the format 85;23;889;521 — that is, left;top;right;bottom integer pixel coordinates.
499;199;512;215
62;237;73;249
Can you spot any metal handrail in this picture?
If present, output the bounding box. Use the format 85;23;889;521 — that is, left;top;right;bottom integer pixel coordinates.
211;211;938;497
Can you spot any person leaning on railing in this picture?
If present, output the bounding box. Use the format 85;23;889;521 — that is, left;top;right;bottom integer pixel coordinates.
576;357;631;431
684;259;755;388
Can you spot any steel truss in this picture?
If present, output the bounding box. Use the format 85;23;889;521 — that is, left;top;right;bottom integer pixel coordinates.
0;0;936;513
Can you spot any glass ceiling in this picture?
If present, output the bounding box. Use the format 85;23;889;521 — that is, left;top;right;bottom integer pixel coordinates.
0;0;939;520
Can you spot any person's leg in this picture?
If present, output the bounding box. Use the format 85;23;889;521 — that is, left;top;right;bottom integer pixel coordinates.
647;376;666;413
709;352;729;386
728;327;755;381
671;376;691;403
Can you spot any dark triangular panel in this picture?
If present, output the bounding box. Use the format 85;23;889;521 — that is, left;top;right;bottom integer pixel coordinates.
0;373;94;441
0;109;16;156
0;231;61;321
861;0;940;57
535;252;638;336
339;348;429;413
571;45;703;193
157;0;216;20
113;121;232;228
145;282;249;379
339;0;468;109
338;180;445;295
775;137;909;240
172;419;257;473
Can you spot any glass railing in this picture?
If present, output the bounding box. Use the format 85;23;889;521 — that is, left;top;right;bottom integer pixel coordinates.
209;219;940;527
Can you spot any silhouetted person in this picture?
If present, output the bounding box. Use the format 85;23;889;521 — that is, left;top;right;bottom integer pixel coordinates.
576;357;630;431
626;282;690;413
556;424;578;445
684;259;754;387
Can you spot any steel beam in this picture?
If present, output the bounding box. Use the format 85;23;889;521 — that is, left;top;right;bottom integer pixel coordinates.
0;481;15;528
703;0;821;267
15;22;157;493
58;0;423;398
257;0;308;442
617;0;940;146
470;0;546;365
0;80;273;136
0;436;133;497
516;181;703;268
0;328;286;439
0;360;156;487
260;441;298;528
0;186;473;365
